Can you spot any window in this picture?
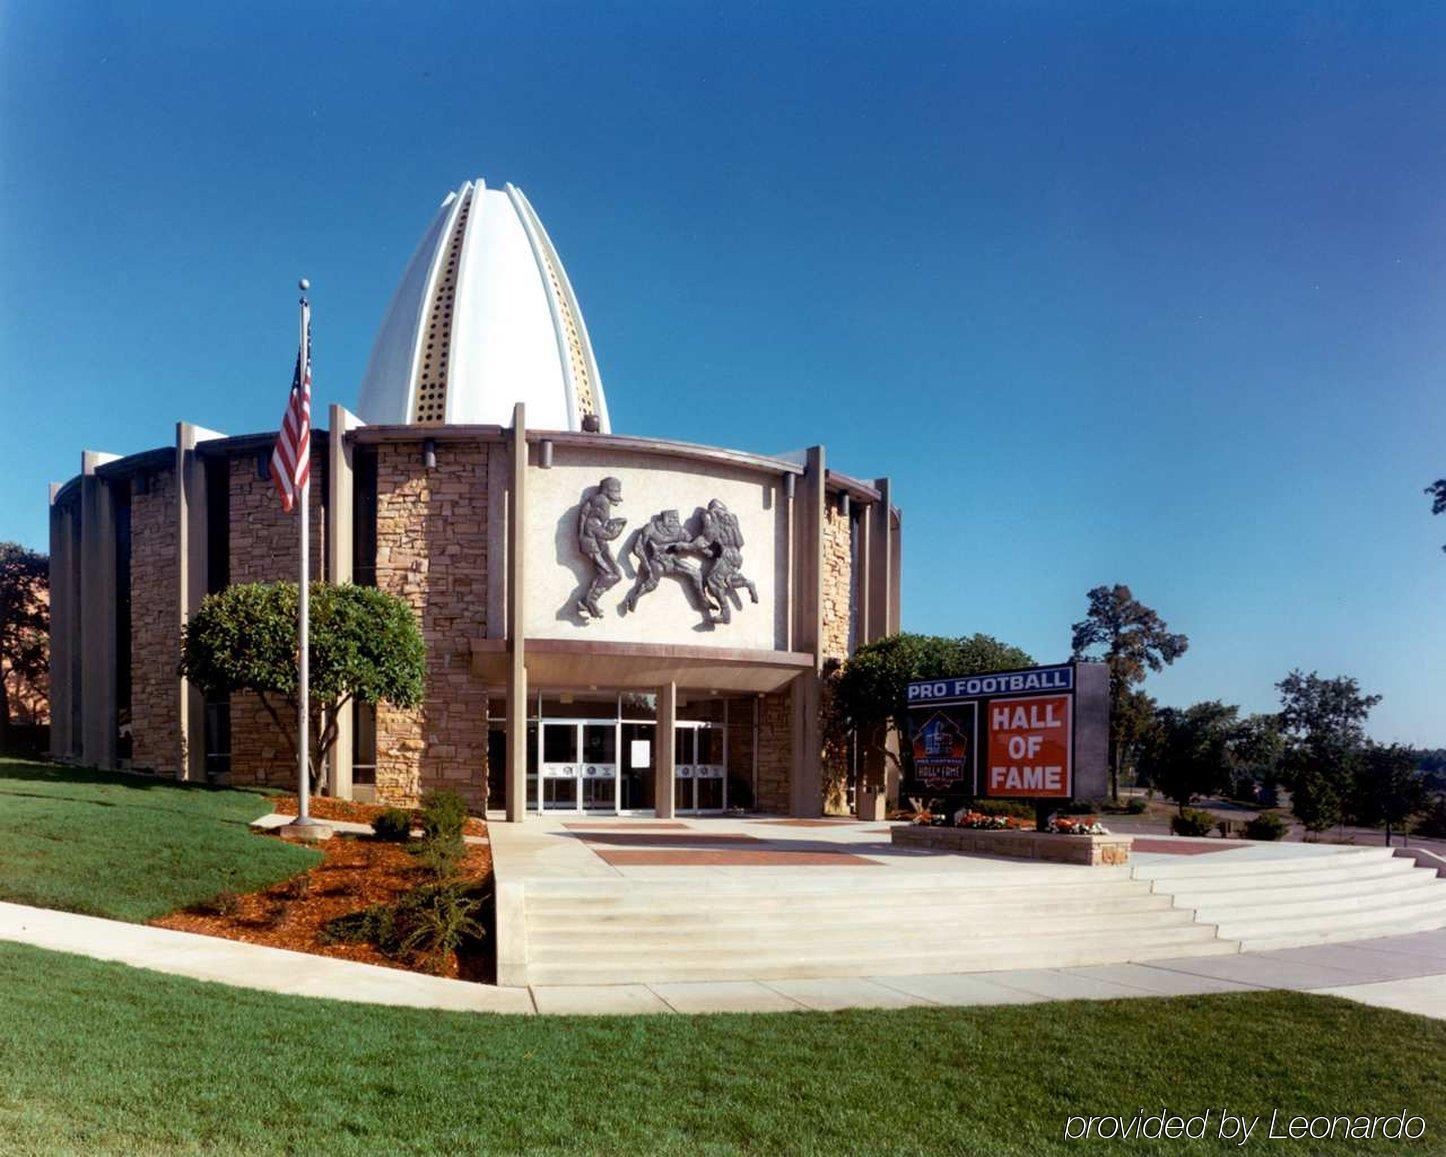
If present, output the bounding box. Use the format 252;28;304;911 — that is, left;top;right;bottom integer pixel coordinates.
353;447;378;587
203;696;231;779
204;457;230;593
353;701;376;785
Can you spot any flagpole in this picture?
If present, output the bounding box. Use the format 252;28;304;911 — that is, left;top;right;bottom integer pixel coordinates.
277;277;330;844
297;282;311;824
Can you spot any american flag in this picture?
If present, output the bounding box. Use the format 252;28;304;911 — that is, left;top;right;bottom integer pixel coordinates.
270;303;312;513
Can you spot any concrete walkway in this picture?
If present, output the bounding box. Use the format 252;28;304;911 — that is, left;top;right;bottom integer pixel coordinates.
2;900;1443;1019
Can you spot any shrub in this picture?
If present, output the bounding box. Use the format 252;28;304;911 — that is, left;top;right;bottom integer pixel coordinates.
393;882;487;974
414;834;467;879
1170;808;1216;837
372;808;414;843
419;789;469;843
1415;795;1446;839
1243;812;1288;841
972;799;1035;820
200;889;240;917
1057;800;1099;816
1125;797;1148;815
321;903;395;946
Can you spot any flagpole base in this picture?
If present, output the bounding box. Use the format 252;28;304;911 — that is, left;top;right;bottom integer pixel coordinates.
278;816;334;843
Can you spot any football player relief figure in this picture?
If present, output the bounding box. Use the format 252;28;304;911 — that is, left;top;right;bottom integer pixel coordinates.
572;480;759;626
690;499;758;624
574;477;627;620
623;508;704;613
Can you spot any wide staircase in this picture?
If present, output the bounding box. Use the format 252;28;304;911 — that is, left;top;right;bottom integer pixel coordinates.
1134;847;1446;953
516;870;1236;986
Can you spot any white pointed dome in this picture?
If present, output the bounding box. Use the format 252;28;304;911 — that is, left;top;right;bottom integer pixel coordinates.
357;179;610;432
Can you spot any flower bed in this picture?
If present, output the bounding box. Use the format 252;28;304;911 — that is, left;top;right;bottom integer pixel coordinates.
892;824;1132;866
1045;815;1108;836
153;833;493;978
268;793;488;838
954;810;1028;831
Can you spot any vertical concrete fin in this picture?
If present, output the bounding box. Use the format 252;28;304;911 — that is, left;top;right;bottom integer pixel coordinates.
326;405;358;799
655;681;677;819
505;403;528;822
176;423;224;780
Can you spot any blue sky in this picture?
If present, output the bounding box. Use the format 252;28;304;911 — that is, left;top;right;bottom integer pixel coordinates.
2;3;1442;743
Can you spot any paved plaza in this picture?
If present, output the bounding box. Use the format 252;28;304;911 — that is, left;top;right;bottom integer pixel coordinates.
1;815;1443;1018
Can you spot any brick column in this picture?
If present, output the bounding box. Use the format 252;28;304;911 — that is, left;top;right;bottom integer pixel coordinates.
130;466;180;775
47;489;80;762
79;453;118;769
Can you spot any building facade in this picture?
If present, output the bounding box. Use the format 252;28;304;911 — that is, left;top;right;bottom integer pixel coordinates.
47;179;901;819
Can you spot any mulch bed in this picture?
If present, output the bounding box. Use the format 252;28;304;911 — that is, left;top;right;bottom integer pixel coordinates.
152;832;493;980
268;794;488;838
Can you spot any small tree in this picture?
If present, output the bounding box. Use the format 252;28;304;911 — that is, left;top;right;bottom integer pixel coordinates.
1276;670;1381;837
832;632;1034;790
1113;687;1158;795
1135;700;1239;814
1070;584;1189;802
0;543;49;747
1350;744;1430;845
1230;712;1285;800
180;581;425;792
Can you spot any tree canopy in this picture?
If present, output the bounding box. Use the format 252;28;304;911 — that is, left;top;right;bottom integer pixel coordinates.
1427;479;1446;552
831;632;1033;782
180;581;425;791
1348;744;1430;844
0;542;49;743
1135;700;1240;814
1070;583;1188;800
1275;670;1381;834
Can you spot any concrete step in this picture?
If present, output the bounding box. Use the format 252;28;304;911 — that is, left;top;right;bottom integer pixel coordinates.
524;890;1177;928
521;882;1148;914
525;929;1237;985
1145;857;1418;900
1132;846;1392;883
1217;892;1446;949
525;905;1202;948
1184;872;1442;924
522;873;1134;905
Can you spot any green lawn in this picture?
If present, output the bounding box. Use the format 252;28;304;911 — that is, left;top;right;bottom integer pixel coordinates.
0;942;1442;1155
0;757;319;921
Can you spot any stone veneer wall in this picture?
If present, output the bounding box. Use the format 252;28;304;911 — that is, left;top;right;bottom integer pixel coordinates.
724;696;757;809
819;501;856;812
372;441;491;809
129;468;180;774
754;685;792;813
227;456;326;787
820;502;854;662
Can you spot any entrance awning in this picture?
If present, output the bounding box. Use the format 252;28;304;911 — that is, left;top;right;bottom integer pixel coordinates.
469;638;813;694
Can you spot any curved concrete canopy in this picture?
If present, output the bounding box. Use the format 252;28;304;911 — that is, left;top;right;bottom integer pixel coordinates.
357;179;610;432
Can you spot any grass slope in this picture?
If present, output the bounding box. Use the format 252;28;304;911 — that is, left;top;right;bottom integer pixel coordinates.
0;942;1442;1155
0;758;319;921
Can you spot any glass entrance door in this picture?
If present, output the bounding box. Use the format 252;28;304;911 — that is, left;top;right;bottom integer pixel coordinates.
539;720;618;811
580;722;617;811
620;722;655;810
674;722;727;813
540;722;578;811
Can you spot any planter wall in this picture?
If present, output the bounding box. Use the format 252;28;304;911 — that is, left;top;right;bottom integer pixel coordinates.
892;825;1132;866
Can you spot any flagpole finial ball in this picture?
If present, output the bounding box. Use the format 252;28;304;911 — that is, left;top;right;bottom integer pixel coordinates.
298;278;310;292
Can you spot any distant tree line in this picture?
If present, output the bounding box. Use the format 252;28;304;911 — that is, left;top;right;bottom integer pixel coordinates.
834;582;1445;842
